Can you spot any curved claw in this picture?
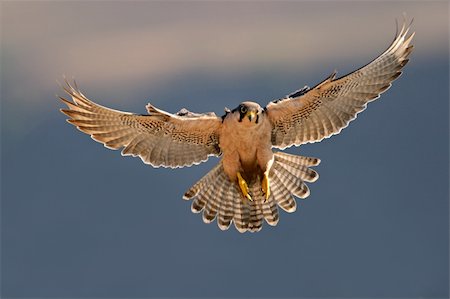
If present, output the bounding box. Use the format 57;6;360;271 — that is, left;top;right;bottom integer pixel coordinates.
237;172;252;201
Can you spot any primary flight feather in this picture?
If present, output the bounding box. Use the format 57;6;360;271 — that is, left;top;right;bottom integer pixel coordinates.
60;20;414;233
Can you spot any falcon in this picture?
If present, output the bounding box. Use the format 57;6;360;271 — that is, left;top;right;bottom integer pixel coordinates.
59;20;414;233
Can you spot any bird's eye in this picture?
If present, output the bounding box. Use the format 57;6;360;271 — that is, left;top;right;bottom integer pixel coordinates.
240;106;248;114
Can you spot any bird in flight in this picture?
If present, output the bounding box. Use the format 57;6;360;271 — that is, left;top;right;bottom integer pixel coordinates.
60;20;414;233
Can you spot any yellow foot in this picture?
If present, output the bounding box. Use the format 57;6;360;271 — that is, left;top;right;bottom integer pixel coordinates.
237;172;252;201
261;174;270;201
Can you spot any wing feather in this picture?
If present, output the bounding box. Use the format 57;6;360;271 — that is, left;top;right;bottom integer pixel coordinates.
60;80;222;168
266;20;414;149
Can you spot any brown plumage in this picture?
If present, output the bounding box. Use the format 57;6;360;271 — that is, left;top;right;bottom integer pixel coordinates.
60;20;414;233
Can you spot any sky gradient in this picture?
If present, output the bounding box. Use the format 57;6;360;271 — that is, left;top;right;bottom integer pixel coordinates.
1;1;449;298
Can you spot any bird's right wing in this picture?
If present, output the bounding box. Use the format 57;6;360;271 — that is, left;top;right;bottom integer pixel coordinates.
266;20;414;149
60;81;222;168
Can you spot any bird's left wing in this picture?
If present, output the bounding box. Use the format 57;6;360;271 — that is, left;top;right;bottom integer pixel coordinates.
60;81;222;168
266;21;414;149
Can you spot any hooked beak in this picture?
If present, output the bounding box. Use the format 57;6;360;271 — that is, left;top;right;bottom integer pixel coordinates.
246;111;256;122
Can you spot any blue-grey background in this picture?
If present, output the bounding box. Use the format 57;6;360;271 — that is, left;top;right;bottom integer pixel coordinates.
1;1;448;298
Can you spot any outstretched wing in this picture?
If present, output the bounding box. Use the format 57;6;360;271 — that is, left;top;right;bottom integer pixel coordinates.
266;21;415;149
60;81;222;168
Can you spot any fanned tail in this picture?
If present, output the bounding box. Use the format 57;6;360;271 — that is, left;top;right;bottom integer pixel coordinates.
183;151;320;233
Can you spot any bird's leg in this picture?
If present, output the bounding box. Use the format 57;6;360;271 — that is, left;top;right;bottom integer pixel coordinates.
237;172;252;201
261;171;270;201
257;153;274;202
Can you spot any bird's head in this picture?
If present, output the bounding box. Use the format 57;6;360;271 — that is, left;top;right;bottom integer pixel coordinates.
225;102;263;125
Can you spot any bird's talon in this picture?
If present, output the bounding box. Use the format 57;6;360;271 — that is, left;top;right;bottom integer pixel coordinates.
237;172;252;201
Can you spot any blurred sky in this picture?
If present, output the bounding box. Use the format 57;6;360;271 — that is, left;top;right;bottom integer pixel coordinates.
1;1;449;298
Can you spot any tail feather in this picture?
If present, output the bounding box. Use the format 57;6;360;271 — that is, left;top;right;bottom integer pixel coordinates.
189;166;223;215
191;195;207;213
233;185;250;233
202;170;232;224
262;192;280;226
183;151;321;232
217;181;235;230
273;163;310;199
215;173;234;230
274;152;321;167
202;182;221;223
183;163;222;199
274;155;319;183
270;171;297;213
248;183;264;232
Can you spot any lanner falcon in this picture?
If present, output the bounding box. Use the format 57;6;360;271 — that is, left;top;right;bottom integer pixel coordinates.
60;20;414;233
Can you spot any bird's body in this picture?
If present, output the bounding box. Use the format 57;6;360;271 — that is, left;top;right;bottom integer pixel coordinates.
59;20;414;232
220;102;272;184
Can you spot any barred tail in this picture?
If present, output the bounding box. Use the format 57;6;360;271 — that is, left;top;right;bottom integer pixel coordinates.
183;151;320;233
